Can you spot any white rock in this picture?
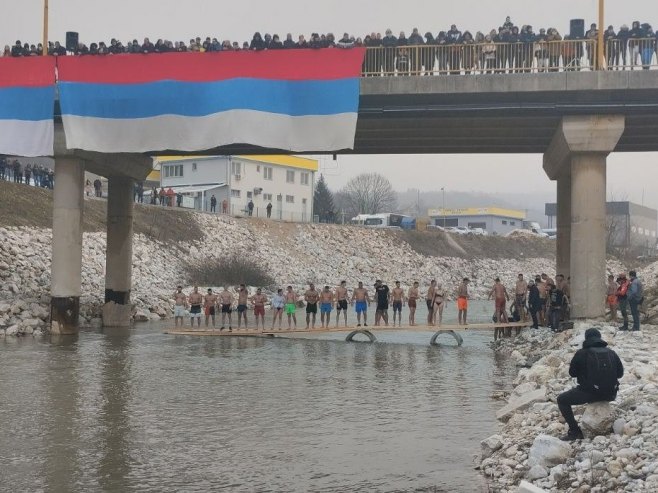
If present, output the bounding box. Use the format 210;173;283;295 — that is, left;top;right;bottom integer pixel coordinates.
528;434;573;468
5;324;19;336
517;480;549;493
607;460;623;477
497;387;547;422
481;434;504;459
613;418;626;435
134;309;150;322
581;402;616;436
526;464;549;480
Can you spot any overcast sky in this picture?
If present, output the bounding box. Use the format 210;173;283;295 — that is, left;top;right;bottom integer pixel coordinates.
4;1;658;208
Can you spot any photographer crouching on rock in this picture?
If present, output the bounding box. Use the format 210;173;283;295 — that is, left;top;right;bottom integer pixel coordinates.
557;328;624;441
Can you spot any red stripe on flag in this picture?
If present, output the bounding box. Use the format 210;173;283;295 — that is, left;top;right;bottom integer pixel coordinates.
57;48;366;84
0;57;56;88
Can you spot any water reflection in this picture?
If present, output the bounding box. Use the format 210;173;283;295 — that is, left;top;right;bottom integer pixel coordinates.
2;303;515;492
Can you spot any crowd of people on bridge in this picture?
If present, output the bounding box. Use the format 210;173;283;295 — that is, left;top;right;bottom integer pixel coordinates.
3;17;657;72
0;157;54;189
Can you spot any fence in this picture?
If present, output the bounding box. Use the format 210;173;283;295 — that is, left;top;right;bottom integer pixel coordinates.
228;204;311;223
361;38;658;76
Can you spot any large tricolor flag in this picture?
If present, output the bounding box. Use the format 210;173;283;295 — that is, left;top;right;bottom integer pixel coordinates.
0;57;55;157
57;49;365;153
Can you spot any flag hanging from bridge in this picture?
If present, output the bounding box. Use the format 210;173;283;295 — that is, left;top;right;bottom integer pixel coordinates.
0;57;55;157
57;49;365;153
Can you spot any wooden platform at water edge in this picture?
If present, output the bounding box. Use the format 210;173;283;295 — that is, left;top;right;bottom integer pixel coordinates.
164;321;530;346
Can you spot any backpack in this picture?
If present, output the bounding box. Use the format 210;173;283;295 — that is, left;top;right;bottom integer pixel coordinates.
584;347;619;395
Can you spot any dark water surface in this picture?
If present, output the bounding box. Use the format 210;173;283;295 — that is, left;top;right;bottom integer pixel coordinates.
1;301;515;492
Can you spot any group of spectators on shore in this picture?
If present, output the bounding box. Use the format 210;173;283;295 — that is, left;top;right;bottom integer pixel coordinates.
0;157;53;189
3;17;657;72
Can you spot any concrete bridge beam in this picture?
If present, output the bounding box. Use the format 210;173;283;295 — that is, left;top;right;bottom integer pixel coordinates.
103;176;134;327
544;115;625;319
51;157;85;335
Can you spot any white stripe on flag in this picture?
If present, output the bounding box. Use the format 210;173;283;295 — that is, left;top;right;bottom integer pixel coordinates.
61;110;358;153
0;120;54;157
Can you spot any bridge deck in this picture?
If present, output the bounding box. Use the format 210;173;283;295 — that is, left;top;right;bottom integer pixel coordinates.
164;321;529;338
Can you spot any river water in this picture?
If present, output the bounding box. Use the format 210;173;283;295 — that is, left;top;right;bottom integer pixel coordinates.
1;301;516;492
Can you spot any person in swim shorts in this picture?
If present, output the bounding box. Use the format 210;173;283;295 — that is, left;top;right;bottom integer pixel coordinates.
188;286;203;328
374;279;390;327
271;288;285;329
219;286;234;331
432;282;446;326
391;281;405;327
457;278;470;325
204;288;218;328
237;283;249;329
252;288;267;331
319;285;334;328
285;285;297;329
304;283;320;330
335;280;349;327
407;281;419;326
351;281;370;327
173;285;187;327
426;279;436;325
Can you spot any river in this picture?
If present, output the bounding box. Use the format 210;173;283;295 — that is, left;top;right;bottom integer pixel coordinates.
1;300;516;492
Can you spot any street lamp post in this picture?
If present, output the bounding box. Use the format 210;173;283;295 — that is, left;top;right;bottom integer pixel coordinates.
441;187;446;227
42;0;49;56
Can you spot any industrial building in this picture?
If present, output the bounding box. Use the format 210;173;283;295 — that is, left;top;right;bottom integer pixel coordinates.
427;207;525;235
156;155;318;222
545;201;657;254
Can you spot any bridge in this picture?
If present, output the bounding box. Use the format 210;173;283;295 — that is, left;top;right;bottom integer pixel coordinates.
8;48;655;334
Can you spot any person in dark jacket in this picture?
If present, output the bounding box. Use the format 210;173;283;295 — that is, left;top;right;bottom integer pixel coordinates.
382;29;397;74
407;28;424;74
627;270;643;331
283;34;296;49
528;278;542;329
557;328;624;441
422;32;435;75
604;26;618;69
249;32;266;51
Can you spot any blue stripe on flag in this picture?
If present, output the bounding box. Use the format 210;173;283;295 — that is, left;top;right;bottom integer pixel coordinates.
59;78;360;119
0;86;55;121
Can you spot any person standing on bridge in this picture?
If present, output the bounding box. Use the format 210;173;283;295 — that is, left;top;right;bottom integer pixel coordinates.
374;280;390;326
252;288;268;331
432;283;446;326
425;279;436;325
457;278;470;325
351;281;370;327
204;288;218;328
173;286;187;328
319;285;334;329
407;281;419;326
236;284;249;329
188;286;203;328
284;285;298;329
219;286;234;331
271;288;285;330
515;274;528;321
304;283;320;330
391;281;405;327
335;281;349;328
489;278;510;326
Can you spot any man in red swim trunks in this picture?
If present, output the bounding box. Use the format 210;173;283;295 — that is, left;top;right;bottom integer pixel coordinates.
457;278;470;325
252;288;267;331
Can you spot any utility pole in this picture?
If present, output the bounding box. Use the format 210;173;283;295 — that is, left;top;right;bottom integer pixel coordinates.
597;0;605;69
42;0;49;55
441;187;446;227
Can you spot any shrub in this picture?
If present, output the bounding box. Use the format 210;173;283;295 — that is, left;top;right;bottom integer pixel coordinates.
184;254;275;288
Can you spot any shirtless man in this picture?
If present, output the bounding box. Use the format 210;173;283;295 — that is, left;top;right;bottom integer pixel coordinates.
271;288;285;329
188;286;203;328
335;280;349;327
489;278;510;339
219;286;234;331
391;281;405;327
173;285;187;327
204;288;218;328
319;285;334;328
304;283;320;329
456;278;470;325
351;281;370;327
606;274;618;323
515;274;528;321
284;285;297;329
407;281;420;326
425;279;437;324
236;283;249;329
432;283;446;326
252;288;267;331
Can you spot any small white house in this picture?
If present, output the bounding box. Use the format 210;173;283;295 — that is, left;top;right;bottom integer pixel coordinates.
156;155;318;222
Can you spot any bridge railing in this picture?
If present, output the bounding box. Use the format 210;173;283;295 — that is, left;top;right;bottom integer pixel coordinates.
361;38;658;76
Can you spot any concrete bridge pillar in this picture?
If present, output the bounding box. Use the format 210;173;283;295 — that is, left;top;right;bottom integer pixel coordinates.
544;115;625;319
51;157;85;335
103;176;134;327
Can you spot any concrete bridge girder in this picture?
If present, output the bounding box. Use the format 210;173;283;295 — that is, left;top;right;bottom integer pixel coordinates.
543;115;625;319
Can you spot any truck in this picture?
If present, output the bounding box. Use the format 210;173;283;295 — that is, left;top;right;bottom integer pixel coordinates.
522;220;549;237
350;213;415;230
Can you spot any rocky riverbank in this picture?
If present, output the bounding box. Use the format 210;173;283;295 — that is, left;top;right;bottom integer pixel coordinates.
481;322;658;492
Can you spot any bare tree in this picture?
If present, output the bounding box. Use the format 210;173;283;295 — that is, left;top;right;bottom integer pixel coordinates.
341;173;397;217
